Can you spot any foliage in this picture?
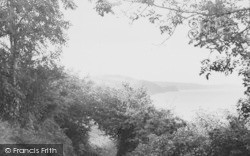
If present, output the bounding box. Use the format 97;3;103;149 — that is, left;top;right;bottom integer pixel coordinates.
0;0;76;121
1;1;250;156
91;1;250;145
89;84;186;156
0;72;101;155
208;116;250;156
127;113;250;156
53;74;96;156
0;1;103;155
12;119;75;156
0;119;76;155
91;0;250;106
127;123;209;156
92;0;250;83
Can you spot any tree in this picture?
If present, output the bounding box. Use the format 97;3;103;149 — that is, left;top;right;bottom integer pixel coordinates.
89;84;185;156
127;126;210;156
0;0;76;121
53;74;96;156
0;1;101;155
89;84;153;156
92;0;249;83
91;0;250;123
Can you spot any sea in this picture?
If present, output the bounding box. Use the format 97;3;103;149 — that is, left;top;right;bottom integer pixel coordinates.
151;86;245;121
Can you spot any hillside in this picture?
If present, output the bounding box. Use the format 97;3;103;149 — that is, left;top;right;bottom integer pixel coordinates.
90;75;211;95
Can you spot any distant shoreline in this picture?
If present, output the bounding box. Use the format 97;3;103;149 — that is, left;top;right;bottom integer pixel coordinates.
91;75;244;95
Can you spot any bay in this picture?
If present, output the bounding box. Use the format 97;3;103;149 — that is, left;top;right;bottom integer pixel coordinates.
151;86;245;121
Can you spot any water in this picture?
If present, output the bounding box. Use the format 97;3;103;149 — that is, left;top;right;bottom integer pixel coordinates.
151;86;245;121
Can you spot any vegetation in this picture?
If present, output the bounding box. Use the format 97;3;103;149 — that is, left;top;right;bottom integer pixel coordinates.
0;0;250;156
91;1;250;154
89;84;186;155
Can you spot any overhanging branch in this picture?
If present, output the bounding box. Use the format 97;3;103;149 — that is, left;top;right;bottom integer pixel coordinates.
152;3;250;17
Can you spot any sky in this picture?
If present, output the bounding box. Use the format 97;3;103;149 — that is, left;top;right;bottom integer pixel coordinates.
61;0;244;85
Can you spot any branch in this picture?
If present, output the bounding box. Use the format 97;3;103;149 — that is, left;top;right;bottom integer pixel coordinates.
217;7;250;16
160;25;177;45
152;3;208;16
152;3;250;17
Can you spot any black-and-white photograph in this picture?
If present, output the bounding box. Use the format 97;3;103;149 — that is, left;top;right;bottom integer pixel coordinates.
0;0;250;155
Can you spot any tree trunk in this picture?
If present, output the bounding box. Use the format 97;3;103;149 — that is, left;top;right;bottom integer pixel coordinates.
10;36;18;86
